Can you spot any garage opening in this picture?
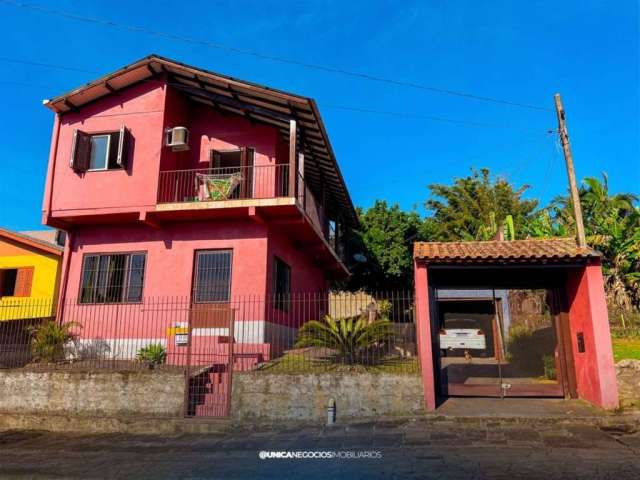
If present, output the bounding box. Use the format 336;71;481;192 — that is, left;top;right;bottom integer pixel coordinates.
414;239;619;410
435;286;566;399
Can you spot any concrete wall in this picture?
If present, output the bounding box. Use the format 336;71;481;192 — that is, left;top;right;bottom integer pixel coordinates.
44;80;285;220
616;360;640;410
0;371;184;418
66;220;269;301
414;261;436;411
46;81;167;218
231;372;424;421
565;261;619;409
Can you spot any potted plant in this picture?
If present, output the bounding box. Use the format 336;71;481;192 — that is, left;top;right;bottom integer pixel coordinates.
136;343;167;370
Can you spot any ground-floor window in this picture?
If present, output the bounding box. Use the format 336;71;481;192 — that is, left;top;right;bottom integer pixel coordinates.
193;249;233;303
0;267;33;297
273;256;291;311
79;252;146;304
0;269;18;296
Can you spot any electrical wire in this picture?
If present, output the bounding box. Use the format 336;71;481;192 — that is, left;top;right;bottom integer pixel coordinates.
0;0;553;112
0;61;554;134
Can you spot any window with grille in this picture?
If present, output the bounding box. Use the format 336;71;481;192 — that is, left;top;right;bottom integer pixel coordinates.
79;253;146;304
273;256;291;311
193;250;232;303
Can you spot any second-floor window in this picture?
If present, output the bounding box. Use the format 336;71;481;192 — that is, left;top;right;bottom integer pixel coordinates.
79;252;146;304
70;126;130;173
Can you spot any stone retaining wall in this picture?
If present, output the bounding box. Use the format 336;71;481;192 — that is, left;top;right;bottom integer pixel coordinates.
0;370;185;418
231;372;424;421
616;360;640;410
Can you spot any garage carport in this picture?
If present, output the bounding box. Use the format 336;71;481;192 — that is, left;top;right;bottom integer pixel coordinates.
413;238;619;411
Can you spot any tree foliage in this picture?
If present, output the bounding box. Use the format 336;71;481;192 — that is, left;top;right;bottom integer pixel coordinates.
425;168;538;241
348;169;639;313
346;200;423;291
546;174;640;310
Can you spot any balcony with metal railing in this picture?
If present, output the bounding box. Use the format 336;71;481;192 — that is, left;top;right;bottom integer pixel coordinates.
156;164;343;263
157;164;291;204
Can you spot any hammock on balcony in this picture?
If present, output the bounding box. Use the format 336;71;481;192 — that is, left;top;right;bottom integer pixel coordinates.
195;172;243;201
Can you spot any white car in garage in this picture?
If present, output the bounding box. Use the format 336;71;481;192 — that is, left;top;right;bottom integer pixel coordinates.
439;319;487;351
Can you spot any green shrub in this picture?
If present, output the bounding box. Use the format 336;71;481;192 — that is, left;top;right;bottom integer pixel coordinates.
28;321;81;363
504;324;533;364
543;354;557;380
136;343;167;365
295;315;394;365
377;300;392;319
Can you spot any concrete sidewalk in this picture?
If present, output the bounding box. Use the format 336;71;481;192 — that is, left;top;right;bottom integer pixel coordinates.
434;397;614;418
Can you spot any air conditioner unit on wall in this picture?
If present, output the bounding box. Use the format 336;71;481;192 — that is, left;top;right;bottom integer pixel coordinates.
165;126;190;151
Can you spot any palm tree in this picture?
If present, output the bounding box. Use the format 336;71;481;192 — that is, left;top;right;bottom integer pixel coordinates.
28;321;81;363
539;173;639;314
295;315;394;364
588;210;640;317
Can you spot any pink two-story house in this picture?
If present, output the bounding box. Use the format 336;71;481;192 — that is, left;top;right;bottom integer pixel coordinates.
41;55;357;371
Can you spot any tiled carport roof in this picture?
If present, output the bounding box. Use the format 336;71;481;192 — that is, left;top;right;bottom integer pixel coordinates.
414;238;600;264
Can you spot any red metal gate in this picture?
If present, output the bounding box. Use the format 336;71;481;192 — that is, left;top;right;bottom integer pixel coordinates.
184;304;234;418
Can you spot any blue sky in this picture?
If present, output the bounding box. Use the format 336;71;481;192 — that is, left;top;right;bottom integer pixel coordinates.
0;0;638;231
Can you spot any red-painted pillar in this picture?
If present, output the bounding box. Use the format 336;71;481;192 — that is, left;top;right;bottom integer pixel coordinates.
566;259;619;409
414;261;436;411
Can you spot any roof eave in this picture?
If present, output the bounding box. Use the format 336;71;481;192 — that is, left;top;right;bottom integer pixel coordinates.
0;229;63;256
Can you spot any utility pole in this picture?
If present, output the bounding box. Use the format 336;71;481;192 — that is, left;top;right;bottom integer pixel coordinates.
554;93;587;248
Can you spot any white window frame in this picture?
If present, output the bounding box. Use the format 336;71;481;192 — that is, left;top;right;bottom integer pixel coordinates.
87;134;112;171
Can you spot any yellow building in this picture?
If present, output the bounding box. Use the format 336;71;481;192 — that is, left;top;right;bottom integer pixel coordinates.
0;228;63;321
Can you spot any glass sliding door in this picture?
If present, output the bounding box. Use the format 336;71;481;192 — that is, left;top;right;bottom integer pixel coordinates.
499;289;564;397
436;288;564;398
436;291;502;397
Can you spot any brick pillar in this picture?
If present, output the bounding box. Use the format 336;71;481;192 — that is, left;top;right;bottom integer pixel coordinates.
414;261;436;411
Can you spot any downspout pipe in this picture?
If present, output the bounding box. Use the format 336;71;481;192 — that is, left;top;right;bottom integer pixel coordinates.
55;230;73;324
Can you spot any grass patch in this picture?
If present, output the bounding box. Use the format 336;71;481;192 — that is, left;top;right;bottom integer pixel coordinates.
611;327;640;339
255;352;419;374
612;338;640;362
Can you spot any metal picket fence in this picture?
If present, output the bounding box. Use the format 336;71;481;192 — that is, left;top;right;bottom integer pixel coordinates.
0;292;416;372
0;292;417;417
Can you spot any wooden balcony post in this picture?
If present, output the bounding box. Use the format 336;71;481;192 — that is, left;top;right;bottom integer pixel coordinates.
289;119;297;198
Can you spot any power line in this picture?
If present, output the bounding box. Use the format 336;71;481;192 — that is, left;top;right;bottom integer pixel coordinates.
0;0;553;112
0;57;98;74
320;104;552;133
501;132;557;182
536;137;561;202
0;59;553;133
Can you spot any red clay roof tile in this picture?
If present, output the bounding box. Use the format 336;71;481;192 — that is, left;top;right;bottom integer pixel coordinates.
413;238;599;264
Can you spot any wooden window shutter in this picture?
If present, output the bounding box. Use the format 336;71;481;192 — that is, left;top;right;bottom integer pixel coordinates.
14;267;34;297
115;125;129;168
70;129;91;172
